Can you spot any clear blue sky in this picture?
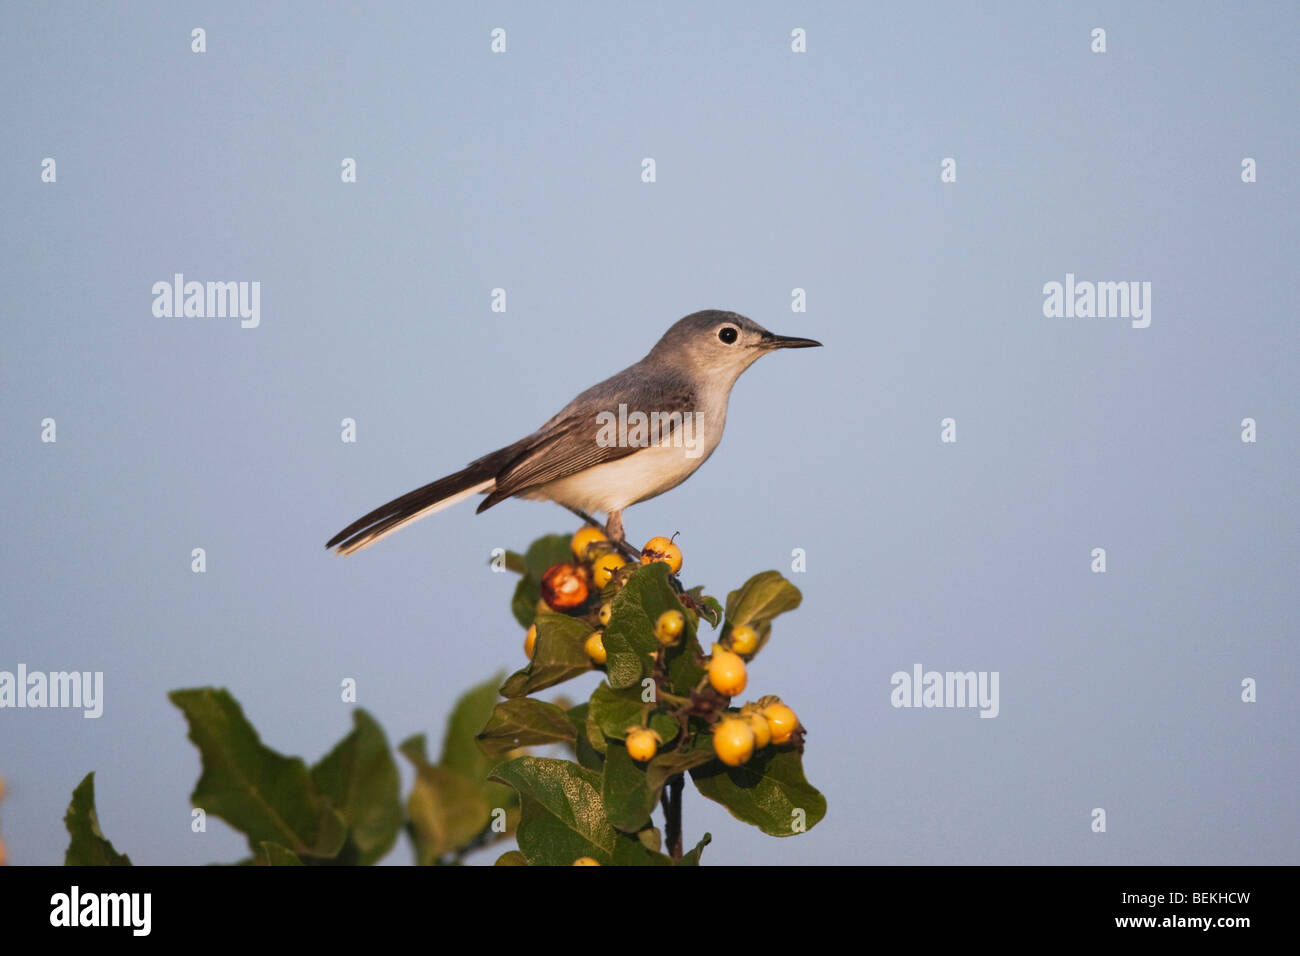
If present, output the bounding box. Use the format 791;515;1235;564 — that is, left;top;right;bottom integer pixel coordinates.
1;1;1296;864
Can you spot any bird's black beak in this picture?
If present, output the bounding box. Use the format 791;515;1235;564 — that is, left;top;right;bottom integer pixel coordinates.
760;331;823;350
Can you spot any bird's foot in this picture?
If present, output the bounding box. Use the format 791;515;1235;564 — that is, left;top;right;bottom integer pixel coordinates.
602;510;641;562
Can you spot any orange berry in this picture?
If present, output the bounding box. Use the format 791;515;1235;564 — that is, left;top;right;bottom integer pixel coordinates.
763;702;800;745
707;644;747;697
742;710;772;748
540;563;588;610
655;609;685;646
639;536;683;574
591;553;627;588
625;727;661;762
571;526;608;561
728;624;759;655
713;717;755;767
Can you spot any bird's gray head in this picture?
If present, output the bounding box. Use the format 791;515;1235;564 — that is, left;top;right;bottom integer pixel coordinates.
647;310;821;384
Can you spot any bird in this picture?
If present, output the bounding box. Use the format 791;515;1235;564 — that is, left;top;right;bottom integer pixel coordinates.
326;309;821;556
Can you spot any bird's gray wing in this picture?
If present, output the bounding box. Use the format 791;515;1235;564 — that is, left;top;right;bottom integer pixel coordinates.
478;373;698;511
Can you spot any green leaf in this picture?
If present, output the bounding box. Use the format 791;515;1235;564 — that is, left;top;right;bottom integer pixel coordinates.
638;826;662;853
494;850;529;866
665;630;708;693
310;806;350;861
587;681;678;744
491;757;674;866
603;562;689;689
511;575;541;629
601;742;658;833
724;571;802;628
412;768;491;864
584;707;607;756
500;614;593;698
644;740;716;794
254;842;303;866
488;759;676;868
63;773;131;866
441;673;505;780
601;735;715;835
397;733;430;766
723;571;802;656
169;688;344;857
566;703;605;770
690;747;826;837
309;709;402;865
611;836;674;866
677;832;712;866
502;550;528;574
588;682;645;740
400;739;492;864
477;698;578;755
491;756;616;864
524;534;574;579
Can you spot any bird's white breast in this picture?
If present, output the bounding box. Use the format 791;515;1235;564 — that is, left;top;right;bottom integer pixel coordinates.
527;403;727;515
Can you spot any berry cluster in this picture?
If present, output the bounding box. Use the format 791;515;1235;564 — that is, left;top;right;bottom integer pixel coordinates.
525;526;804;774
524;528;680;664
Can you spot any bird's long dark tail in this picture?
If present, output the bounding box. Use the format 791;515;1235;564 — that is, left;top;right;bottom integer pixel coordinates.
326;438;537;555
325;468;495;555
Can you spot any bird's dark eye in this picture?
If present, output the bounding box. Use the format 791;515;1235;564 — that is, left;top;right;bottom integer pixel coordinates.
718;326;738;344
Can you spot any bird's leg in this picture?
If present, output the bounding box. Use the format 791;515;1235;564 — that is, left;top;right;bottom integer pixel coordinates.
604;509;624;543
604;510;641;561
564;506;641;560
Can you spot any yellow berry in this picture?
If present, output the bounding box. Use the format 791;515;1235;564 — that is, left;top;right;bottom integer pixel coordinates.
524;624;537;659
763;702;800;745
584;631;607;665
742;710;772;748
707;644;747;697
591;553;627;588
571;526;608;561
655;609;685;646
640;536;683;574
573;857;601;866
598;602;612;627
729;624;759;655
624;727;661;762
713;717;755;767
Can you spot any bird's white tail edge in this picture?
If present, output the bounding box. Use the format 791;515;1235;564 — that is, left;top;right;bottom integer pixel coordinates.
335;478;495;555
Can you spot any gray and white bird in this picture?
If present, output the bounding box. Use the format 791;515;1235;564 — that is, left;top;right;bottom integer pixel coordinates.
326;310;821;556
